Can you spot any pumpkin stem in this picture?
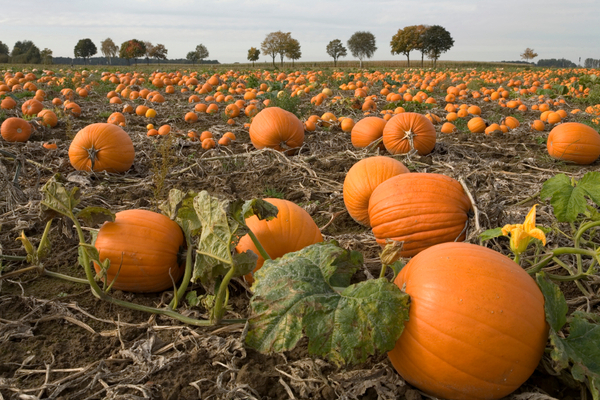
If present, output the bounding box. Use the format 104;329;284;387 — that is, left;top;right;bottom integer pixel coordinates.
402;129;415;151
86;144;99;171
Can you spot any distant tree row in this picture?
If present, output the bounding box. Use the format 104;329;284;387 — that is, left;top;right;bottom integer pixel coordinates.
0;40;52;64
584;58;600;68
537;58;577;68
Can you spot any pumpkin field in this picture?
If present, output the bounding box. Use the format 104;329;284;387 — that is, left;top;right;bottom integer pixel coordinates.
1;64;600;400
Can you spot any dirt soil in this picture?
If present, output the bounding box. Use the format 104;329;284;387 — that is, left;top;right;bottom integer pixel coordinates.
0;70;598;400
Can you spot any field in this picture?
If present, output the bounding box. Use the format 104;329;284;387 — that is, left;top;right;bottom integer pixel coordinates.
1;64;600;400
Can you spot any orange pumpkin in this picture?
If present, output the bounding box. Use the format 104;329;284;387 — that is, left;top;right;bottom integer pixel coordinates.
235;198;323;283
343;156;409;226
21;99;43;116
350;117;387;149
368;173;472;257
389;242;548;400
1;117;32;142
382;112;436;156
107;112;126;126
547;122;600;164
38;109;58;128
467;117;486;133
69;123;135;172
94;209;185;292
249;107;304;151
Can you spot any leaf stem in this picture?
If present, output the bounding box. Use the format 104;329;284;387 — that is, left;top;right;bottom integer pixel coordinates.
247;229;271;261
0;254;27;261
169;244;193;310
212;263;238;324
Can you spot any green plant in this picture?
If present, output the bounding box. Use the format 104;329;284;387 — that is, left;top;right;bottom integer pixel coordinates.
151;132;176;210
262;186;285;199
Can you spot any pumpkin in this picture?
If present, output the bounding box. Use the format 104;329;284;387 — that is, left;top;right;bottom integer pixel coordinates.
107;112;126;126
368;173;472;257
440;122;457;134
1;117;32;142
351;117;387;149
64;102;82;117
201;137;216;149
21;99;43;116
388;242;548;400
382;112;436;156
235;198;323;283
249;107;304;151
69;123;135;173
94;209;185;292
1;97;16;109
547;122;600;164
38;109;58;128
343;156;409;226
467;117;486;133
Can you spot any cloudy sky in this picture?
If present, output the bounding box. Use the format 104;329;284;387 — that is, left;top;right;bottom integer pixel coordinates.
1;0;598;65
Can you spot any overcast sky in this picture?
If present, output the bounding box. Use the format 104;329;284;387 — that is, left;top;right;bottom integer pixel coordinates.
1;0;598;65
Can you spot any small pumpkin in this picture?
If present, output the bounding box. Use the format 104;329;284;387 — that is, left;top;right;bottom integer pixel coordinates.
249;107;304;151
547;122;600;164
388;242;548;400
21;98;43;116
69;123;135;173
1;117;32;142
350;117;386;149
235;198;323;283
382;112;436;156
94;209;185;292
343;156;409;226
467;117;486;133
368;173;472;257
38;109;58;128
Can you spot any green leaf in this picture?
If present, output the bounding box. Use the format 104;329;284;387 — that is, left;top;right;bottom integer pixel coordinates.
247;242;409;366
479;227;503;241
541;174;587;222
40;174;81;217
237;198;279;222
540;174;571;201
538;272;600;396
193;191;240;284
579;172;600;207
552;312;600;394
536;272;568;332
186;290;199;307
160;189;202;242
76;206;115;227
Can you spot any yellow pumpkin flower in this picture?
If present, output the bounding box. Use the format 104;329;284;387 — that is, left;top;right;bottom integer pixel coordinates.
501;204;546;257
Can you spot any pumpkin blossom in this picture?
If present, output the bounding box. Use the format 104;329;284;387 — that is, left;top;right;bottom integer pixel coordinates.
501;204;546;256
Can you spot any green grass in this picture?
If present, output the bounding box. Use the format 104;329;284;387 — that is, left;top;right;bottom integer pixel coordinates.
263;187;285;199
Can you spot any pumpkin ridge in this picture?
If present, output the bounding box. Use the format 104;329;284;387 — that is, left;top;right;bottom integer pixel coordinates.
395;327;518;394
411;296;546;354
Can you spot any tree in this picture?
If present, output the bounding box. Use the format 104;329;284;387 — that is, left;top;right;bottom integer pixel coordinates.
390;25;424;67
521;48;538;63
422;25;454;68
40;48;53;64
186;51;200;65
261;31;291;67
347;31;377;68
11;40;41;63
0;41;8;63
74;38;97;64
119;39;146;65
584;58;600;69
326;39;347;67
195;44;209;64
150;44;168;65
285;38;301;66
247;47;260;67
100;38;118;65
144;41;153;65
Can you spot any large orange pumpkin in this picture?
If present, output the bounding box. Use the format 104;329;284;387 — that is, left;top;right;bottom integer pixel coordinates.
249;107;304;151
368;173;472;257
94;209;185;292
235;198;323;282
1;117;32;142
350;117;387;149
69;123;135;173
547;122;600;164
343;156;409;226
21;99;43;116
383;112;436;155
389;242;548;400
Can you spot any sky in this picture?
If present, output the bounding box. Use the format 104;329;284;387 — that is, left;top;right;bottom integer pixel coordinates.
1;0;599;65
